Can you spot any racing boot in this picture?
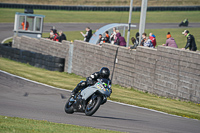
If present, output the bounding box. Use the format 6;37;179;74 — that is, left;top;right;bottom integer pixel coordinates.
71;81;87;97
82;99;87;111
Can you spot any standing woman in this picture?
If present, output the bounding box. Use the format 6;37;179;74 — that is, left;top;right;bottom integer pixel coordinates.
163;32;178;48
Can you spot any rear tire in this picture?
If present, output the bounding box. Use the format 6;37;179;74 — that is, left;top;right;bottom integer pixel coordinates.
64;97;74;114
85;95;102;116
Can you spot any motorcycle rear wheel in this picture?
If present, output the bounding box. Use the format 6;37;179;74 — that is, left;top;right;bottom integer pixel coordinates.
85;95;102;116
64;97;74;114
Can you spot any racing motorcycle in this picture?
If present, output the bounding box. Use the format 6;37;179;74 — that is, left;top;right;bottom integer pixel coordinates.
65;78;112;116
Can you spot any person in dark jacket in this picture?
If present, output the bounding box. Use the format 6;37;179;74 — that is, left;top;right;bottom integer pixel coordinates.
128;32;140;49
80;27;92;42
58;31;67;42
163;32;178;48
103;31;110;43
115;32;126;47
97;34;103;45
71;67;111;96
182;30;197;51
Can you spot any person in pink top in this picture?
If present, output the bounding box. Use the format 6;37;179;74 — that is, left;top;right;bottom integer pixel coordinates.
163;32;178;48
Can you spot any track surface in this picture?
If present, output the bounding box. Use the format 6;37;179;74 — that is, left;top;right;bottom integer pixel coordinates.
0;71;199;133
1;22;200;42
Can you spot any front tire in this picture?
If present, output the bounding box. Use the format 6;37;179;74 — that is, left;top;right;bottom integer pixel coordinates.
64;97;74;114
85;95;102;116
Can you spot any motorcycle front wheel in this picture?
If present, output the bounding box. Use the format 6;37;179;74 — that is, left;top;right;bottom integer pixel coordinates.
85;95;102;116
64;96;74;114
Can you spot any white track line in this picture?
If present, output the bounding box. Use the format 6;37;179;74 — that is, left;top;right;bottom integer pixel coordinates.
0;70;198;121
1;36;13;44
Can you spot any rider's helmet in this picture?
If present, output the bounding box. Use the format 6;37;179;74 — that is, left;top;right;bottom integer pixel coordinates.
99;67;110;79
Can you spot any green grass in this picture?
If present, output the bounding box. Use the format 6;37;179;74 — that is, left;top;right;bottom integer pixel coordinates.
0;115;122;133
0;8;200;23
0;57;200;120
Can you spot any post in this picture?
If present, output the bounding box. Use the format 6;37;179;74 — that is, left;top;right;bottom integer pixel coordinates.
126;0;134;47
139;0;148;45
67;42;74;73
111;47;119;82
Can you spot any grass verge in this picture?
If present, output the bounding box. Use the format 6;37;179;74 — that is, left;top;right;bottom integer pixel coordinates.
0;57;200;120
0;8;200;23
0;115;122;133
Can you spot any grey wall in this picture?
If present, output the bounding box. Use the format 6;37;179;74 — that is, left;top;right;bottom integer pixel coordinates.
12;36;200;103
12;36;70;72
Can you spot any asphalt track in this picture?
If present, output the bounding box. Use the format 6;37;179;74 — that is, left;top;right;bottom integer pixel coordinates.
0;70;199;133
1;22;200;42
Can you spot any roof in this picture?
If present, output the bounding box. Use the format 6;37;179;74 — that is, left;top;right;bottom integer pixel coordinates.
89;23;136;44
15;12;45;18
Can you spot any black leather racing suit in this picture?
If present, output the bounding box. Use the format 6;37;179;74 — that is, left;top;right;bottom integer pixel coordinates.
71;72;111;95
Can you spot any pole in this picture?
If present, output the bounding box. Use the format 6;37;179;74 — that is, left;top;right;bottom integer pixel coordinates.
139;0;148;45
126;0;134;47
111;47;119;82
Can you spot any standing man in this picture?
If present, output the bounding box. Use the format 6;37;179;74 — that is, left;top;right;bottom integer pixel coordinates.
182;30;197;51
80;27;92;42
21;20;29;30
58;30;67;42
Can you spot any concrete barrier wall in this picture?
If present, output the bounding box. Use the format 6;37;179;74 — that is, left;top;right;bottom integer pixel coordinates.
13;36;70;71
72;40;118;79
12;37;200;103
133;46;157;93
72;40;200;103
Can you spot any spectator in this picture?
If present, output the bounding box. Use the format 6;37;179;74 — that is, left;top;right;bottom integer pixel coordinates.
135;32;140;44
58;30;67;42
128;32;140;49
181;30;197;51
97;34;103;45
50;32;54;40
144;37;154;48
140;33;147;46
115;32;126;47
114;30;120;44
103;31;110;43
149;33;157;48
21;19;29;30
48;30;54;40
110;27;117;44
80;27;92;42
162;32;178;48
53;30;59;42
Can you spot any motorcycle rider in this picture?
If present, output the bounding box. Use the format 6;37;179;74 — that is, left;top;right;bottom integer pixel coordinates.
71;67;112;97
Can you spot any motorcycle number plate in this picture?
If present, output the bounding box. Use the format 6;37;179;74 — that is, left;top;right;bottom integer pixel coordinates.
96;83;104;90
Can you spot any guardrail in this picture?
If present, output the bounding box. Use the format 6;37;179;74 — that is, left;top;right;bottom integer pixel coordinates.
0;3;200;11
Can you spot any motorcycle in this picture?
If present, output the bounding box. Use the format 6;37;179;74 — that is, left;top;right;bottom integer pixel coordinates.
64;78;112;116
